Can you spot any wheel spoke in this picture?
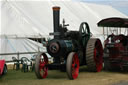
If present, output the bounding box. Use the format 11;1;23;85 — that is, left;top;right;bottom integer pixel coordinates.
82;33;86;37
82;26;85;33
40;62;44;70
72;63;75;68
43;67;48;74
35;53;48;79
67;52;79;80
72;53;79;79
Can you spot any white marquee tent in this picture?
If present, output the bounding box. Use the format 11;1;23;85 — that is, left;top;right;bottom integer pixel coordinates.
0;0;127;60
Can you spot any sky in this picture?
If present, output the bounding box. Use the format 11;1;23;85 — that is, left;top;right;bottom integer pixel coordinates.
74;0;128;16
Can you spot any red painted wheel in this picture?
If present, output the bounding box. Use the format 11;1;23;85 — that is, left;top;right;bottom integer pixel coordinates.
66;52;79;80
35;53;48;79
86;39;103;72
94;39;103;72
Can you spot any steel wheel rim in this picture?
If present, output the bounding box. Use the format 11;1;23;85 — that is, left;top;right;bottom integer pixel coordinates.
71;53;79;79
94;40;103;72
39;53;48;78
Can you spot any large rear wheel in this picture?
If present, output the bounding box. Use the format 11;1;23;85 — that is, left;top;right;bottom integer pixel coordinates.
86;38;103;72
35;53;48;79
66;52;79;80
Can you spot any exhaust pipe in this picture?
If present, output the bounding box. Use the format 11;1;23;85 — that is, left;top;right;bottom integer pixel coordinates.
52;6;60;39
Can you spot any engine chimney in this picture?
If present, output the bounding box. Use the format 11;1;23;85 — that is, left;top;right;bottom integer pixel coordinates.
52;6;60;39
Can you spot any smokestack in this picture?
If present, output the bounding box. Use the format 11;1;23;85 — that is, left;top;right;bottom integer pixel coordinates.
52;6;60;39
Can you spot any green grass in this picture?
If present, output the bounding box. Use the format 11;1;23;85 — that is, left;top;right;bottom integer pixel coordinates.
0;69;69;85
1;67;128;85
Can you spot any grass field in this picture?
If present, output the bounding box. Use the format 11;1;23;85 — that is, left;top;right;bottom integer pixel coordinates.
1;66;128;85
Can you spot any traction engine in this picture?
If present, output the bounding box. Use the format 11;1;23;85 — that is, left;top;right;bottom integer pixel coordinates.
35;6;103;79
98;17;128;71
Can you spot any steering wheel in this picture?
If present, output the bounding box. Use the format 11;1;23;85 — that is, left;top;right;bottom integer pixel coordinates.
79;22;90;47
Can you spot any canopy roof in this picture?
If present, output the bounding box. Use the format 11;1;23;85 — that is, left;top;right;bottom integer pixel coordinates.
97;17;128;28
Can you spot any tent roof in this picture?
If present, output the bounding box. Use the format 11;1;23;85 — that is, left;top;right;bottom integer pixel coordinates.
97;17;128;28
1;1;127;38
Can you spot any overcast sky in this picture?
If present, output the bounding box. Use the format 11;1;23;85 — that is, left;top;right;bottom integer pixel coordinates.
74;0;128;16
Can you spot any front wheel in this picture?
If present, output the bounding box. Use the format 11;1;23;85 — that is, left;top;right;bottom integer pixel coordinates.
66;52;79;80
35;53;48;79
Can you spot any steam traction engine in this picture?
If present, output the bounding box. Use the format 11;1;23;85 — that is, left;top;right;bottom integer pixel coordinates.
98;17;128;71
35;6;103;79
